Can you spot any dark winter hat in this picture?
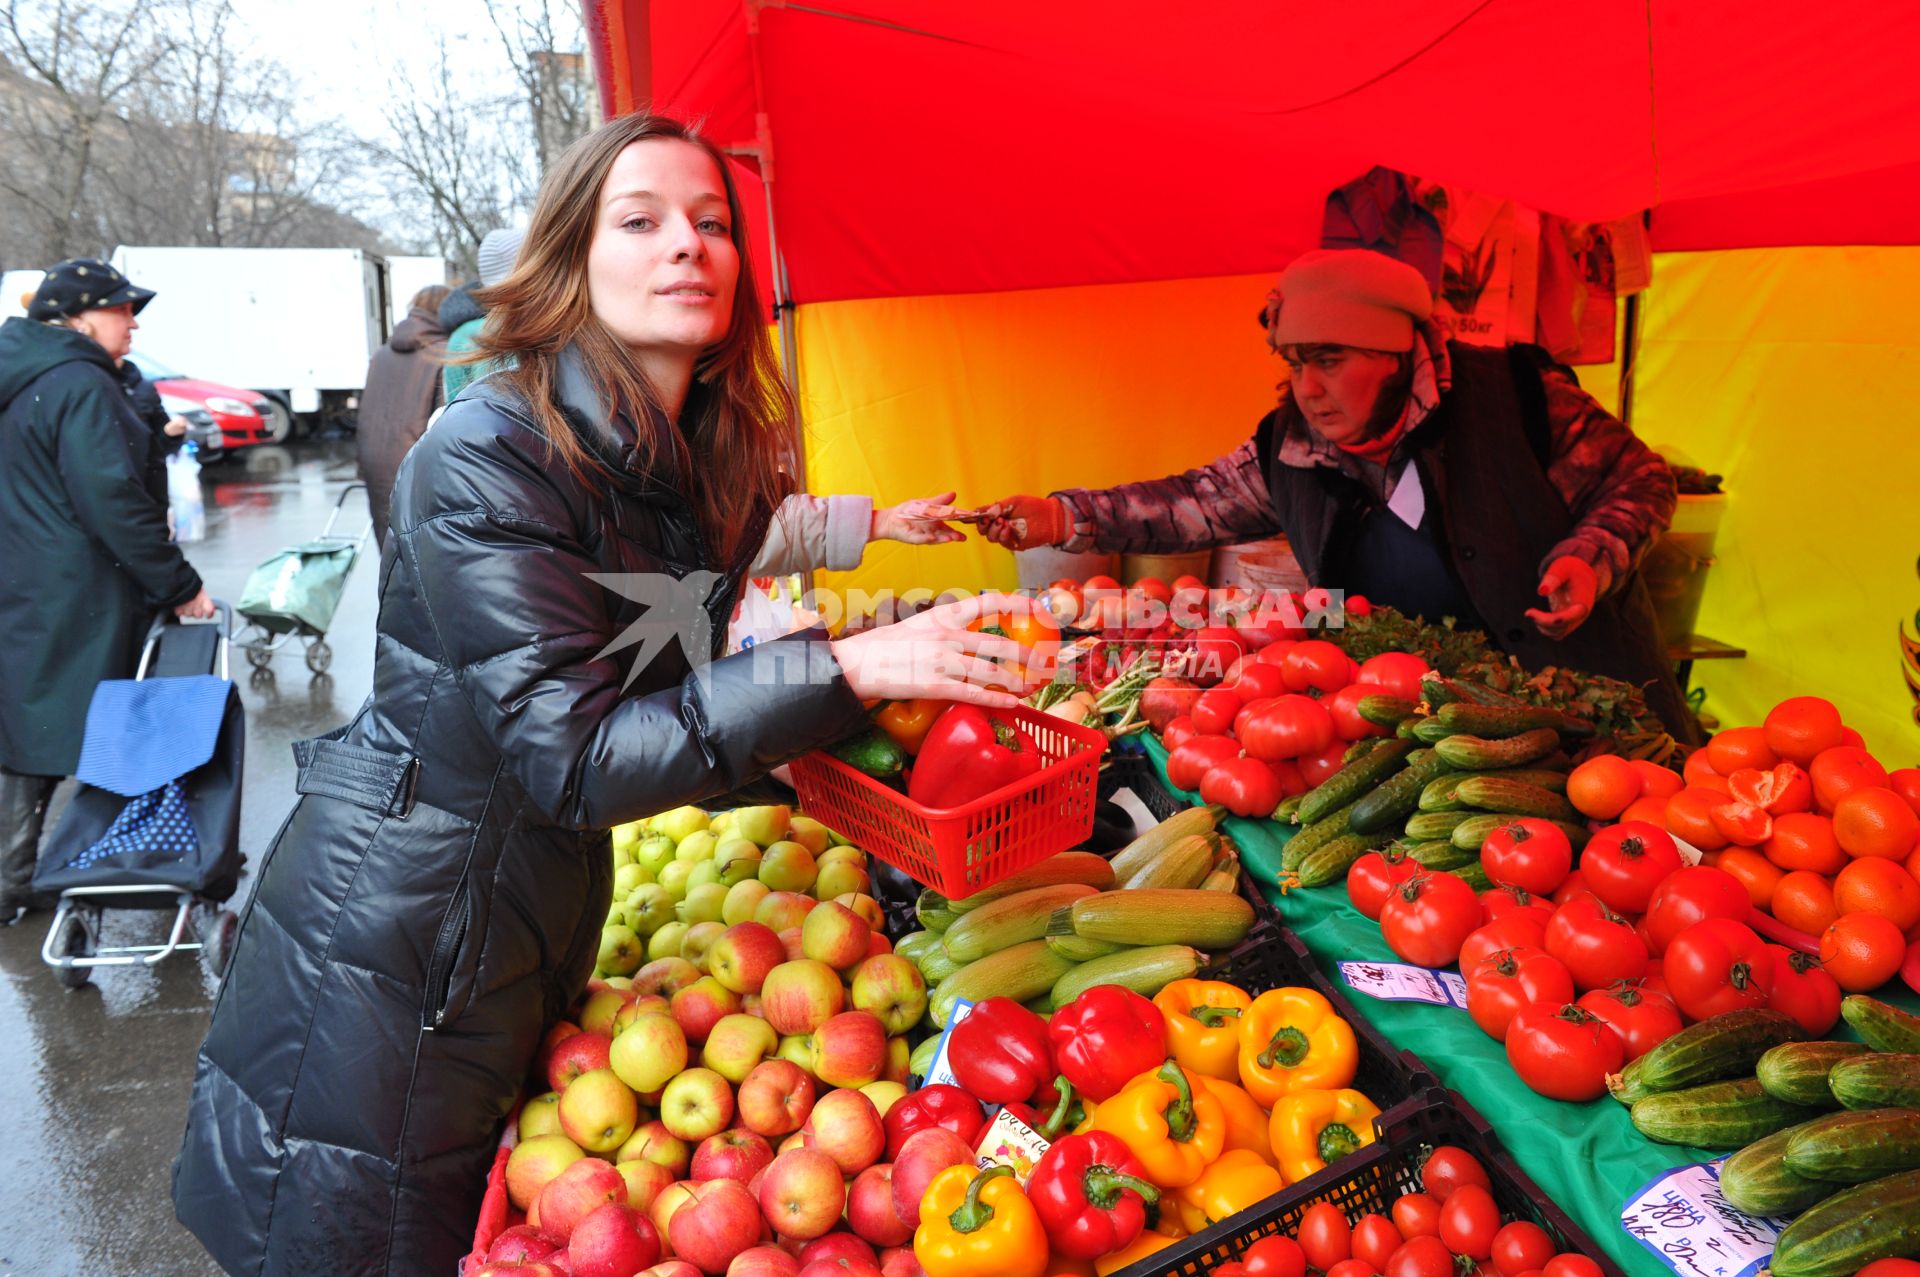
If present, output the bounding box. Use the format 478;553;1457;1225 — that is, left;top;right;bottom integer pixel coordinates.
28;257;155;321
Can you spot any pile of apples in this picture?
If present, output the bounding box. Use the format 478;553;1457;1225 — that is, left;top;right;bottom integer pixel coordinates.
479;805;933;1277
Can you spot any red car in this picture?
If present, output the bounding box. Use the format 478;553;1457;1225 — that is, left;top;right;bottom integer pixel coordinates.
125;349;286;450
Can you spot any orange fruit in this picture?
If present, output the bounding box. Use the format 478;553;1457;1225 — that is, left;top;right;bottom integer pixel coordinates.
1716;847;1785;910
1834;857;1920;933
1630;760;1685;801
1665;787;1731;850
1764;696;1846;765
1842;726;1867;747
1772;871;1840;937
1621;794;1671;825
1891;768;1920;819
1834;787;1920;860
1810;745;1889;811
1566;754;1641;820
1683;749;1724;788
1710;800;1774;847
1820;911;1908;991
1706;727;1780;776
1763;812;1847;874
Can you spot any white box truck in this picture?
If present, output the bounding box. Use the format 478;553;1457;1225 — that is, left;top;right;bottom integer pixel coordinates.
110;246;389;436
385;255;451;330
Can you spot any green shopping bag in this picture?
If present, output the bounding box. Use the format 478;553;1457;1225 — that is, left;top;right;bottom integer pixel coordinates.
236;540;359;636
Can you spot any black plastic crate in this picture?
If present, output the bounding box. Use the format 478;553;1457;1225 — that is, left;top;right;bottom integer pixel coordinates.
1201;918;1433;1111
1114;1086;1625;1277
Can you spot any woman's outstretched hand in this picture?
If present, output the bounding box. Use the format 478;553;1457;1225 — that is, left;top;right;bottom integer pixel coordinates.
830;591;1054;708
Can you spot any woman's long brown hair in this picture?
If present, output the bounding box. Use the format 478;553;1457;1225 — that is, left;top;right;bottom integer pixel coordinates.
467;113;795;564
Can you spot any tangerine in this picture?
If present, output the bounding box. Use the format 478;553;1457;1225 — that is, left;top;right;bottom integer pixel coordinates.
1809;745;1889;812
1819;911;1907;991
1771;871;1840;937
1834;787;1920;861
1706;727;1780;776
1630;760;1685;801
1683;749;1724;788
1763;696;1846;765
1621;795;1671;825
1891;768;1920;819
1763;812;1847;874
1567;754;1642;820
1665;787;1731;851
1834;857;1920;933
1716;847;1785;910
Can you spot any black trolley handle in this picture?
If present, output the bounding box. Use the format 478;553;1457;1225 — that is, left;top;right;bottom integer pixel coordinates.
137;597;234;682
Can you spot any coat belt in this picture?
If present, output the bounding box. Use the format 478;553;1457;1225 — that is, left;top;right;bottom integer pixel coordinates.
292;730;419;819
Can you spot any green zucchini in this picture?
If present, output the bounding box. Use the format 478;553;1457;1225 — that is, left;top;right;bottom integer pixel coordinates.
1784;1108;1920;1182
1296;739;1416;826
1348;749;1453;834
1434;728;1561;771
1843;995;1920;1053
1756;1040;1869;1108
1609;1009;1808;1104
1630;1077;1822;1148
1770;1169;1920;1277
1049;944;1203;1009
1831;1054;1920;1111
1717;1118;1846;1217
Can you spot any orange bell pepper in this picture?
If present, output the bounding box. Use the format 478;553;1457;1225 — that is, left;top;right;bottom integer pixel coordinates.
1268;1087;1380;1184
1173;1148;1286;1233
875;698;946;754
1087;1059;1226;1189
1195;1074;1274;1166
1154;979;1252;1082
1094;1231;1180;1277
1235;987;1358;1108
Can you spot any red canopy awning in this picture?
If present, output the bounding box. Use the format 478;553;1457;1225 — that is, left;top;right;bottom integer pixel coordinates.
585;1;1920;309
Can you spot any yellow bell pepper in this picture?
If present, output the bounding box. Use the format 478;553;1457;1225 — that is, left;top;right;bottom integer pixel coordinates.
1087;1059;1226;1189
913;1164;1049;1277
875;698;946;754
1045;1254;1099;1277
1173;1149;1287;1233
1268;1088;1380;1184
1235;986;1358;1108
1154;979;1253;1081
1195;1074;1274;1166
1095;1231;1180;1277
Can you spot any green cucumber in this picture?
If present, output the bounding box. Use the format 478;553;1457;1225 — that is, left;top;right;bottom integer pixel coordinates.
1451;777;1579;822
1356;695;1419;728
1408;841;1480;872
1769;1169;1920;1277
1451;813;1590;852
1433;729;1561;771
1629;1077;1822;1148
1295;829;1398;888
1348;749;1453;834
1283;803;1354;872
1412;717;1463;743
1784;1108;1920;1182
1843;995;1920;1053
1404;810;1475;841
1435;701;1596;738
1717;1118;1846;1217
1831;1054;1920;1110
1297;739;1416;826
1757;1040;1869;1108
1609;1009;1808;1104
828;726;907;777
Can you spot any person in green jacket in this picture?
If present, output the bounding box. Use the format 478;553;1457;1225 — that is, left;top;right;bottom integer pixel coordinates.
438;226;524;402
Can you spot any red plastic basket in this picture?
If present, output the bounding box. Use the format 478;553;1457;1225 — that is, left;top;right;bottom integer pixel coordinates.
789;704;1106;898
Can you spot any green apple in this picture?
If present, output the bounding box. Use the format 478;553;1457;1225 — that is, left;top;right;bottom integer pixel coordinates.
813;861;869;902
785;816;833;856
597;923;645;977
609;1012;688;1093
675;830;718;863
614;863;648;899
611;822;644;855
625;884;676;937
647;921;690;962
680;920;728;971
657;860;695;900
713;839;762;887
519;1091;564;1141
732;804;792;849
757;841;817;893
637;835;678;876
835;893;886;930
709;810;737;838
678;882;729;927
612;841;636;871
722;879;771;926
686;860;722;892
775;1033;816;1077
650;805;711;845
815;846;866;871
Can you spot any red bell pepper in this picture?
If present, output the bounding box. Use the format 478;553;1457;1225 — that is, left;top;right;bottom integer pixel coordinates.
1026;1131;1162;1259
1003;1076;1082;1138
1049;986;1169;1102
908;707;1045;810
883;1083;987;1160
947;997;1055;1105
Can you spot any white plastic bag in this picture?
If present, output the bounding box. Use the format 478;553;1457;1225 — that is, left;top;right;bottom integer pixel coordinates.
166;443;205;543
726;575;819;654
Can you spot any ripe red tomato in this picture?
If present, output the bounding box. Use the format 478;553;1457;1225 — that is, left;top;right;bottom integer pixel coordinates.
1491;1223;1556;1277
1544;895;1651;991
1235;696;1280;742
1390;1193;1441;1239
1254;638;1299;668
1242;1235;1308;1277
1166;735;1241;791
1575;984;1685;1063
1641;866;1753;957
1663;918;1776;1021
1266;758;1309;798
1226;660;1287;703
1481;819;1574;897
1480;885;1556;927
1350;850;1421;921
1438;1185;1501;1260
1351;1215;1404;1271
1298;738;1351;787
1542;1256;1604;1277
1281;640;1353;695
1459;914;1552;974
1161;715;1199;753
1465;946;1577;1042
1325;1262;1377;1277
1768;946;1843;1035
1381;872;1482;968
1200;756;1286;820
1327;683;1392;741
1384;1235;1454;1277
1297;1202;1352;1272
1581;822;1684;913
1420;1146;1492;1202
1191;687;1245;736
1355;651;1432;702
1552;871;1596;907
1188;626;1249;686
1855;1261;1920;1277
1240;694;1335;761
1505;1003;1625;1101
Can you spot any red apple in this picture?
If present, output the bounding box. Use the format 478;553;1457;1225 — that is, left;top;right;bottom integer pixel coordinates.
644;1264;704;1277
671;977;744;1045
581;987;638;1038
550;1031;616;1093
848;958;927;1037
777;1132;806;1156
846;1165;912;1248
692;1128;775;1185
864;932;891;959
796;1235;877;1271
488;1224;561;1264
650;1181;699;1252
539;1157;629;1243
508;1134;588;1212
809;1013;887;1089
879;1249;924;1277
832;895;884;931
571;1203;662;1277
634;958;703;997
881;1039;910;1088
801;1089;884;1175
535;1020;585;1083
890;1130;973;1228
799;1259;881;1277
800;902;870;971
660;1068;735;1143
619;1159;677;1212
729;1244;801;1277
754;892;817;933
618;1121;691;1178
476;1264;563;1277
778;928;806;962
760;961;845;1036
669;1179;764;1274
736;1060;816;1139
611;1014;691;1095
615;994;675;1036
561;1068;642;1154
757;1148;846;1241
701;1014;778;1083
708;922;786;995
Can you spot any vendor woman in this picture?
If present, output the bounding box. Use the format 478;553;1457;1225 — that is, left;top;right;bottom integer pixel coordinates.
979;248;1697;741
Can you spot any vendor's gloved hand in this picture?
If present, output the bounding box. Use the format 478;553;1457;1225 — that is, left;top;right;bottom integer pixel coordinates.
871;491;966;545
830;591;1054;707
1526;555;1598;640
976;494;1070;551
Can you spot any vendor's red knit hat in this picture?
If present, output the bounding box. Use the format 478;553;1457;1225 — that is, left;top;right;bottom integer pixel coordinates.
1269;249;1433;352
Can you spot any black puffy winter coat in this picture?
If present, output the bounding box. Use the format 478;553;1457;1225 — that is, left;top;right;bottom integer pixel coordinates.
172;352;869;1275
0;316;202;776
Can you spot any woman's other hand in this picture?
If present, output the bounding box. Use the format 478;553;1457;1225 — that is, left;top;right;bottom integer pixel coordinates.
871;491;966;545
163;416;191;438
174;587;216;620
830;591;1054;707
1525;555;1597;640
974;494;1070;550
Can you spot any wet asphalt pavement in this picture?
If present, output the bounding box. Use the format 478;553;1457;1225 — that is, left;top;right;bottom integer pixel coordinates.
0;439;380;1277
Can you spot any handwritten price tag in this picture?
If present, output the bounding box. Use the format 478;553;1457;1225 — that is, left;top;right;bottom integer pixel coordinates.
921;999;975;1089
1339;961;1469;1008
1621;1161;1787;1277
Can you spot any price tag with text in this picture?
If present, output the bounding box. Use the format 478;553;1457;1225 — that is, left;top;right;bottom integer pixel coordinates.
1621;1161;1787;1277
1339;960;1469;1008
921;999;975;1089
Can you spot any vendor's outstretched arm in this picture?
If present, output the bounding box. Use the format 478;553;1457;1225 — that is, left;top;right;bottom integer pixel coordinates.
1049;439;1283;555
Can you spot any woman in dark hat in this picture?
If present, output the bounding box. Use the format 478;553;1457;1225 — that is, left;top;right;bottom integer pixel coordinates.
0;257;213;920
